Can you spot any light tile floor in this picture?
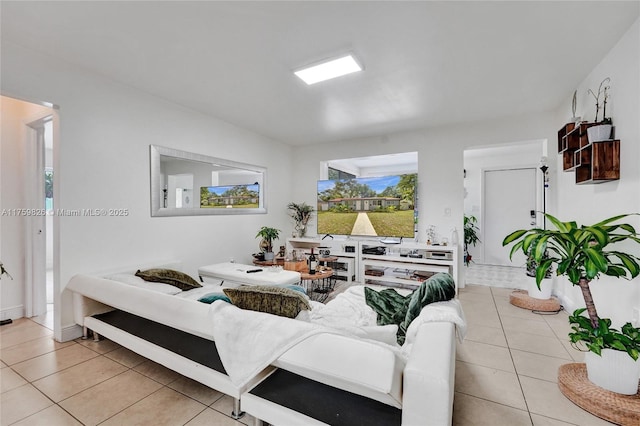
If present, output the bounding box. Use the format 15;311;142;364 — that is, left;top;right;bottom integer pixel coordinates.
454;284;614;426
0;284;615;425
0;319;256;426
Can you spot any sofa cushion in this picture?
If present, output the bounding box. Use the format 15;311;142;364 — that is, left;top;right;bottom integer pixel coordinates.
135;268;202;291
223;285;311;318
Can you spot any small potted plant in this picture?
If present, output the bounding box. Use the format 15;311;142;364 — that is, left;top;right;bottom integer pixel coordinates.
525;242;553;299
256;226;281;261
287;202;314;238
503;213;640;394
463;215;481;266
586;77;613;142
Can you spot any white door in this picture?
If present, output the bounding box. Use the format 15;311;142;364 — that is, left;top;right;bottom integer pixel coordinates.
483;168;537;267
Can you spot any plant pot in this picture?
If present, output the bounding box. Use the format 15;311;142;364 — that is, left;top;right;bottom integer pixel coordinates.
263;252;274;261
585;349;640;395
527;276;552;300
587;124;612;143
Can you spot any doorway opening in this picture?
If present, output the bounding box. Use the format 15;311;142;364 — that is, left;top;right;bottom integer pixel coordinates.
463;140;548;288
0;95;57;331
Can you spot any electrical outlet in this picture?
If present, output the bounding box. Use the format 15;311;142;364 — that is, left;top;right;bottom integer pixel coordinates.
633;308;640;327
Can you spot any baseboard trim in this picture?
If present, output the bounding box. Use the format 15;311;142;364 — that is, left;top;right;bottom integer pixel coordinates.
61;323;83;342
1;305;24;321
557;294;575;314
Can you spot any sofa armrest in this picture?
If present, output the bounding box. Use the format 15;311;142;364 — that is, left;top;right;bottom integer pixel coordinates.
402;321;456;426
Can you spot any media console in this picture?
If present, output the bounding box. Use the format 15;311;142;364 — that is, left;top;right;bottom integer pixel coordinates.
287;238;458;290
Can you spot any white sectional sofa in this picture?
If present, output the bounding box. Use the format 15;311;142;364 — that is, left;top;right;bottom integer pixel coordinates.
66;265;464;425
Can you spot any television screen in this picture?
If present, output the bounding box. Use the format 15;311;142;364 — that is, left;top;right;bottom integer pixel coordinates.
317;174;417;238
200;184;260;208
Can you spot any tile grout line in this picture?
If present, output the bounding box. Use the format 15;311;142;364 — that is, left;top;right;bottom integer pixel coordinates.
491;287;536;426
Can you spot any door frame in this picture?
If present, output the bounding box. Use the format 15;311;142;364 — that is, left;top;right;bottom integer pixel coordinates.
24;114;51;318
480;164;543;265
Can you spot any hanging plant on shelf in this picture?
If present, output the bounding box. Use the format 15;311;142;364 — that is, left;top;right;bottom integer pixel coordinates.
587;77;611;124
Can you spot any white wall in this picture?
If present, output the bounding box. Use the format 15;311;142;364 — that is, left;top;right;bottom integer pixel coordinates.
1;41;294;340
553;18;640;326
0;96;53;320
292;112;558;286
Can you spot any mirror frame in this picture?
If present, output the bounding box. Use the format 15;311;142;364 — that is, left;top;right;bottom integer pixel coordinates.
150;145;267;216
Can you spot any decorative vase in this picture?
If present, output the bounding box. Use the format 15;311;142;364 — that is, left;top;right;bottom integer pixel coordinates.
585;349;640;395
296;225;307;238
587;124;612;143
264;252;274;261
527;276;553;300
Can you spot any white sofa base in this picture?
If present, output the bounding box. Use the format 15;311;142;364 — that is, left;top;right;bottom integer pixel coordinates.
243;321;456;426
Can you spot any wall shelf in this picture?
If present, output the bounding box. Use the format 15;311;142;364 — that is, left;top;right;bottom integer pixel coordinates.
557;122;620;184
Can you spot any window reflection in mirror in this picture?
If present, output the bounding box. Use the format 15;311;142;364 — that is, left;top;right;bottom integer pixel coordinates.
150;145;266;216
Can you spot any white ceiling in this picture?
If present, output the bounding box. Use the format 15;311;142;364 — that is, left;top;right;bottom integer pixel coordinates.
2;1;638;146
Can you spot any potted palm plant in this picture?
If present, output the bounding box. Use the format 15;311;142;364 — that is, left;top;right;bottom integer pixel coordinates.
256;226;281;261
287;202;314;238
503;213;640;394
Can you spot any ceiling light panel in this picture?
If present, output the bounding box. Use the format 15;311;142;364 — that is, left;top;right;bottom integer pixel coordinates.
294;54;362;85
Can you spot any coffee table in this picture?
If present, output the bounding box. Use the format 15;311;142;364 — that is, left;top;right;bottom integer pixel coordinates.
198;262;301;287
300;270;335;302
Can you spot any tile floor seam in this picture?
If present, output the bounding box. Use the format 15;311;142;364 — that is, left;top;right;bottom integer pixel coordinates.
492;288;535;426
96;385;169;425
53;365;135;407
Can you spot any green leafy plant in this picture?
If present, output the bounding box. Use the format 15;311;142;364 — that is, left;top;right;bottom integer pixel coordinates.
569;308;640;360
525;240;553;279
503;213;640;359
287;202;314;237
463;215;481;266
256;226;281;253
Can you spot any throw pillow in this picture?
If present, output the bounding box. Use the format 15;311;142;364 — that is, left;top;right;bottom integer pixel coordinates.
285;284;308;296
364;287;411;326
223;285;312;318
398;272;456;344
105;273;183;295
135;268;202;291
198;293;231;304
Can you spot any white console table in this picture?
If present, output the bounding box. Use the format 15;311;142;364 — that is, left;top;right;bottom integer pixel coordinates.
287;238;459;289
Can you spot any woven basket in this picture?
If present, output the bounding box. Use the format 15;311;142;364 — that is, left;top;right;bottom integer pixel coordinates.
558;363;640;425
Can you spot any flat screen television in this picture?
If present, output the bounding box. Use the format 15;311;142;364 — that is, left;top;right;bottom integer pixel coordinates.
200;184;259;208
317;174;417;238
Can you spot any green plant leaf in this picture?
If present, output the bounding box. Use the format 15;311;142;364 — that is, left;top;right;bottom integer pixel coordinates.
584;226;609;247
502;229;528;246
508;240;524;260
611;251;640;278
584;248;608;273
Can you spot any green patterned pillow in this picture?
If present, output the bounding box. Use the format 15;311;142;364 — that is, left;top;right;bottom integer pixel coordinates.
223;286;311;318
398;272;456;344
135;268;202;291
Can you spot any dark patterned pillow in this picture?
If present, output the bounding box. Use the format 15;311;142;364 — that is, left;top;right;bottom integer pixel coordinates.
135;268;202;291
223;285;311;318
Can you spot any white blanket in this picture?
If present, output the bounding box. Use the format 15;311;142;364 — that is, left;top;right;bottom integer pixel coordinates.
209;300;340;387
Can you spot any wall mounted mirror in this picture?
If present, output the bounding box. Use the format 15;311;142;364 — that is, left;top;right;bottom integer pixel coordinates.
150;145;267;216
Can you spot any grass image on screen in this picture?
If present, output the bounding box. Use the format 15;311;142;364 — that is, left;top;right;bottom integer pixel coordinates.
317;174;416;237
200;184;259;208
